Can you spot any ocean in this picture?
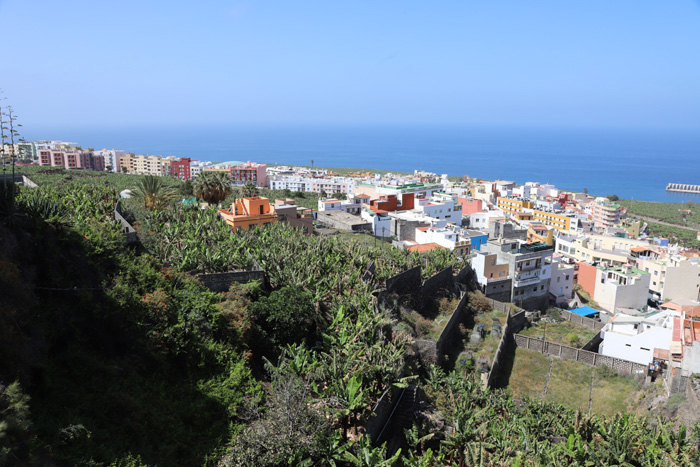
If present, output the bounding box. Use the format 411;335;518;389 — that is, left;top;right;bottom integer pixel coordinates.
24;124;700;203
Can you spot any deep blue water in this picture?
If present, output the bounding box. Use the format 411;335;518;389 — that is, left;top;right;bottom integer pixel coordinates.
24;124;700;202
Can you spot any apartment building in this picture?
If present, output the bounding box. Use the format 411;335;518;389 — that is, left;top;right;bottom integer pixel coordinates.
413;193;461;222
550;257;575;304
479;239;553;310
533;209;572;231
231;162;267;187
497;197;534;215
472;251;512;303
310;177;353;195
555;233;652;266
630;249;700;301
172;157;192;180
38;149;104;171
268;175;314;192
591;198;622;229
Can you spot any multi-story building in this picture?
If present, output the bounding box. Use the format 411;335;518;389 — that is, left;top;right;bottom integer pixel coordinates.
93;149;126;172
533;209;572;231
38;149;103;171
479;239;553;310
413;193;462;223
576;264;650;313
230;162;267;187
556;233;652;266
317;194;371;215
591;198;622;229
310;177;353;195
630;249;700;302
497;197;534;215
472;250;512;303
412;221;471;256
550;257;575;305
268;175;314;192
172;157;192;180
219;197;277;231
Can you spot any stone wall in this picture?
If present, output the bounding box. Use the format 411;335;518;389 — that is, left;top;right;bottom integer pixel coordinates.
365;385;402;444
486;310;526;388
195;270;266;292
454;264;474;285
0;173;37;188
385;266;422;295
513;334;647;375
436;292;470;360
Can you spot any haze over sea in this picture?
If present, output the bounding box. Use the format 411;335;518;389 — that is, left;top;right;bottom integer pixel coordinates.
26;125;700;203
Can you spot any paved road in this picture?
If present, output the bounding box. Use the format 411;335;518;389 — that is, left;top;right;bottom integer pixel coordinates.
628;214;699;232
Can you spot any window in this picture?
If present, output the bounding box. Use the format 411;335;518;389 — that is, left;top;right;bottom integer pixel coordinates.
540;285;544;290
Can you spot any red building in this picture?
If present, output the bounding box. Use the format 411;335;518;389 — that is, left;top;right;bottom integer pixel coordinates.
172;157;191;180
368;193;415;213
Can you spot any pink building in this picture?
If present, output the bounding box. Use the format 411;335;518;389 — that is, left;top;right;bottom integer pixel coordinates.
38;149;102;171
231;161;267;187
458;197;484;215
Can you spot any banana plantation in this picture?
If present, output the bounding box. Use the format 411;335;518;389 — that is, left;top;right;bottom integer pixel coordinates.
1;181;699;466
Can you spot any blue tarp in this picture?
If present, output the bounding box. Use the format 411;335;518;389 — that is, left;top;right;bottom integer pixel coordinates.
570;306;599;317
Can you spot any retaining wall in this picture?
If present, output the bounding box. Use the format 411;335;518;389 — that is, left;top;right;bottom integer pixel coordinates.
436;292;470;360
385;266;422;295
513;334;647;375
485;310;525;388
421;266;453;295
195;270;266;292
114;200;139;244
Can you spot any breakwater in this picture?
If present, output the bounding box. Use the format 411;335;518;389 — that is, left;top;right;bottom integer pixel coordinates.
666;183;700;194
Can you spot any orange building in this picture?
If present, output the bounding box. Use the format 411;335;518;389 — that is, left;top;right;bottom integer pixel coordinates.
575;261;599;297
219;197;277;231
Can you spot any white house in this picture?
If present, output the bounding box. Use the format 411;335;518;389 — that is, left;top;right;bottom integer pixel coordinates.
599;309;676;366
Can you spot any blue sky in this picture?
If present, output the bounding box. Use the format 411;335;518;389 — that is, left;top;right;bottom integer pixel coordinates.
1;0;699;129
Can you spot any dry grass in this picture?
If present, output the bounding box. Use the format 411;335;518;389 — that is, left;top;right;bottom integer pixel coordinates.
508;348;644;416
519;321;597;348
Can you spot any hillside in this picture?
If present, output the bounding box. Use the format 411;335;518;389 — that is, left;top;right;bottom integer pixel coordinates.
1;180;699;466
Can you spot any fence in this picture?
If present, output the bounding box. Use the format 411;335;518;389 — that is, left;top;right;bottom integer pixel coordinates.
559;309;605;331
513;334;647;375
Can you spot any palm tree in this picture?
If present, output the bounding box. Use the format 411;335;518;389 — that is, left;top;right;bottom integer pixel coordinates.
193;171;232;206
241;182;258;198
133;175;178;210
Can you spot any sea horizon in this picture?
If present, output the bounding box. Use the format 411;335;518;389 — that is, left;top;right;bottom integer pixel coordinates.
22;123;700;203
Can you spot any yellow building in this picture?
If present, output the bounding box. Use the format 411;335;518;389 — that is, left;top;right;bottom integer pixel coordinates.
219;197;278;232
527;223;554;245
533;210;571;231
497;197;534;215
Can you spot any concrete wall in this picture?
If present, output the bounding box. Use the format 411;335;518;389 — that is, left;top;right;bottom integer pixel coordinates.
513;334;647;375
576;262;597;296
